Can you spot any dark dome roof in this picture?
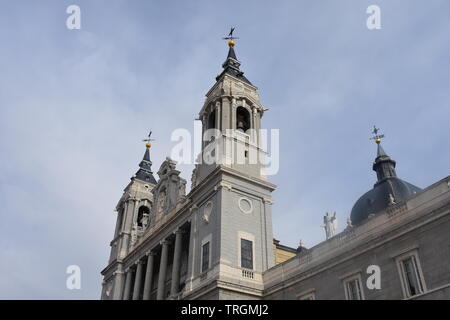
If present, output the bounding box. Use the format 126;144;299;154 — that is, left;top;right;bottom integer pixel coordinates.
350;141;421;226
350;177;421;225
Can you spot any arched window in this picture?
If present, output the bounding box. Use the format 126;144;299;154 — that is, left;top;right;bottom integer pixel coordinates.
207;108;216;129
236;107;250;132
137;206;150;227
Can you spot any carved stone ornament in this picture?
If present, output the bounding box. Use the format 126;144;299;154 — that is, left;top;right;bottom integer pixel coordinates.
158;189;166;213
105;281;113;297
202;201;213;224
238;197;253;214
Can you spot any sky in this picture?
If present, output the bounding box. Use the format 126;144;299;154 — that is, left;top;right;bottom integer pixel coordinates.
0;0;449;299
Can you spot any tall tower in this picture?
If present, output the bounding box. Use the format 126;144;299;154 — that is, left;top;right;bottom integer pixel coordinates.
185;34;276;299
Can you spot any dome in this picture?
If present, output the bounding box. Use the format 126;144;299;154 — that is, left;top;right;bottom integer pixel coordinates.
350;141;421;226
350;177;421;225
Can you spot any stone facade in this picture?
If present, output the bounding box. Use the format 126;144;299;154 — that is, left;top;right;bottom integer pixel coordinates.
100;42;450;300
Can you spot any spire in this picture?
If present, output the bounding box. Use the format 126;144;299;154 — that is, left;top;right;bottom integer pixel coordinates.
134;131;157;184
370;126;397;182
226;45;237;60
376;143;388;157
216;27;252;85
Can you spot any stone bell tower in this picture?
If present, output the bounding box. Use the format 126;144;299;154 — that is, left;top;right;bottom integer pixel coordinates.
101;139;157;300
194;37;270;185
185;33;276;299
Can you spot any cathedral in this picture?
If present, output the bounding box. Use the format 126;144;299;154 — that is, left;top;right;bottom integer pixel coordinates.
100;37;450;300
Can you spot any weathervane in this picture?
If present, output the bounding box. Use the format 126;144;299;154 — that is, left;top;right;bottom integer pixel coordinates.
222;27;239;47
142;130;155;148
370;125;385;144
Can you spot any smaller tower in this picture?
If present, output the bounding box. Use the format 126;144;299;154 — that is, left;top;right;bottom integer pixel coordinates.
371;126;397;182
101;134;157;300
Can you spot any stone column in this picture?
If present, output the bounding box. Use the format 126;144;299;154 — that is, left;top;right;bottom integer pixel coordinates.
112;267;125;300
132;260;144;300
262;198;275;270
215;103;221;131
122;268;133;300
202;114;207;150
119;201;130;259
157;240;170;300
143;251;155;300
170;229;184;297
231;98;237;130
114;209;123;238
133;200;141;225
185;218;196;291
252;107;258;144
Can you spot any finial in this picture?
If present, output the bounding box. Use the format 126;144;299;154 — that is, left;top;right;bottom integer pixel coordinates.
370;125;385;144
142;130;155;148
222;27;239;47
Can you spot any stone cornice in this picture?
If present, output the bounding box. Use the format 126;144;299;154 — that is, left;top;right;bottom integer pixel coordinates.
189;165;276;201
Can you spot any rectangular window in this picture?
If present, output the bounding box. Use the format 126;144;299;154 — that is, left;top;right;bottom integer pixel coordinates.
241;239;253;269
400;255;424;297
345;278;363;300
201;242;210;273
297;291;316;300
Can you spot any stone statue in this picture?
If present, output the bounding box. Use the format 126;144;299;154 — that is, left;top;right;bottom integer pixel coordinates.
191;167;198;188
388;193;396;206
141;213;149;229
346;217;353;228
178;180;186;198
297;239;306;253
322;212;337;240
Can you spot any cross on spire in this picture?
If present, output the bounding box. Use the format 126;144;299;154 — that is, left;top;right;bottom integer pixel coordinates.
142;130;155;148
370;125;385;144
222;27;239;47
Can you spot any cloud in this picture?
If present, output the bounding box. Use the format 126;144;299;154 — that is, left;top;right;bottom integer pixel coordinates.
0;0;449;298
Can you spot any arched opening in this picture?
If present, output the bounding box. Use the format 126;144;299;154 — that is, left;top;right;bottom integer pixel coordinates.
207;109;216;130
137;205;150;227
236;107;250;132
